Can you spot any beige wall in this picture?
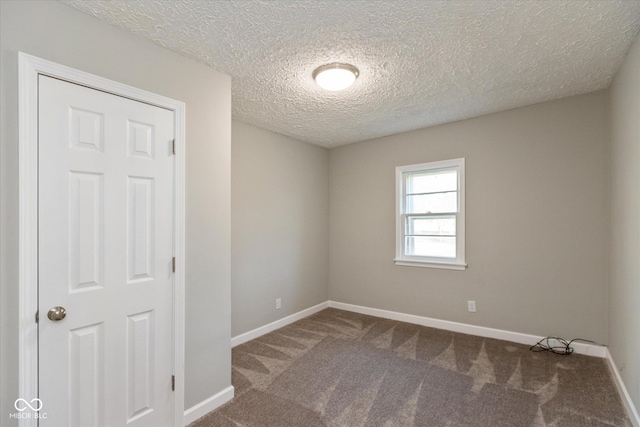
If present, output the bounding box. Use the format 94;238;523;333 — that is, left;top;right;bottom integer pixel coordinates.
231;122;329;336
609;33;640;411
329;91;610;343
0;0;232;416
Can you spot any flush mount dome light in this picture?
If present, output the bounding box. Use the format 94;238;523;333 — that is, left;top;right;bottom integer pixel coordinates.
313;63;359;91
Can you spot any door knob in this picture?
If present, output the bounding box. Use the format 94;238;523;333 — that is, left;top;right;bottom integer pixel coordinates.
47;306;66;321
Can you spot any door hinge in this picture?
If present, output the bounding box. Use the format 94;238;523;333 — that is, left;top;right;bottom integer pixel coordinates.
172;139;176;155
172;257;176;273
35;310;39;324
172;375;175;391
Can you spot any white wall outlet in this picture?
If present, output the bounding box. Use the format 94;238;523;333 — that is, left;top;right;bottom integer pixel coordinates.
276;298;282;310
467;300;476;312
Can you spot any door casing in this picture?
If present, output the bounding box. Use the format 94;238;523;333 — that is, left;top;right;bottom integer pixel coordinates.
18;52;186;427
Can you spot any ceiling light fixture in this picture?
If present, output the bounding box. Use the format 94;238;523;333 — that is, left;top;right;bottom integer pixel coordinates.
313;63;359;91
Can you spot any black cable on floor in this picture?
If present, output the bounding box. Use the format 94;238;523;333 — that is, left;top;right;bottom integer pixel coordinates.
529;336;599;355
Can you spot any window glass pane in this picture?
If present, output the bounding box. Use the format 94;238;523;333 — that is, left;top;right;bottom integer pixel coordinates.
406;192;457;214
406;216;455;236
406;170;457;194
405;236;456;258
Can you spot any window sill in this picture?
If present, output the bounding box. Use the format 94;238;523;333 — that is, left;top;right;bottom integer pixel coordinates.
394;259;467;270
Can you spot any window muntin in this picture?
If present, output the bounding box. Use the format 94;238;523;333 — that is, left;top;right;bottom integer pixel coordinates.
395;159;466;269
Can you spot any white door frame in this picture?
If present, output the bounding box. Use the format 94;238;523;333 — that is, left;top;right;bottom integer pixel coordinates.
18;52;186;427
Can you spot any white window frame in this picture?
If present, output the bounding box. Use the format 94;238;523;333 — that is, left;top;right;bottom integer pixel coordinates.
394;158;467;270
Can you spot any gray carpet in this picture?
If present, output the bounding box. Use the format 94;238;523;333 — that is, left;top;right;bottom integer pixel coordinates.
190;308;630;426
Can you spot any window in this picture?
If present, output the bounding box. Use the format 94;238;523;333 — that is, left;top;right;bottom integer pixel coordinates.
395;158;466;270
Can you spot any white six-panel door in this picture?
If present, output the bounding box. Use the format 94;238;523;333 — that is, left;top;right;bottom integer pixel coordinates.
38;75;175;426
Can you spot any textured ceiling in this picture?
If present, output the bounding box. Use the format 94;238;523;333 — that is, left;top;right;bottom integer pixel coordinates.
61;0;640;148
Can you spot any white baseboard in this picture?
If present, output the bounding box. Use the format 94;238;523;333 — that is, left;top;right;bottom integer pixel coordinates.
183;385;234;426
231;301;330;348
605;349;640;426
327;301;608;358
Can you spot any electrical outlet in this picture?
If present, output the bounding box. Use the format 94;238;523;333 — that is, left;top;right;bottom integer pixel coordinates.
276;298;282;310
467;300;476;313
